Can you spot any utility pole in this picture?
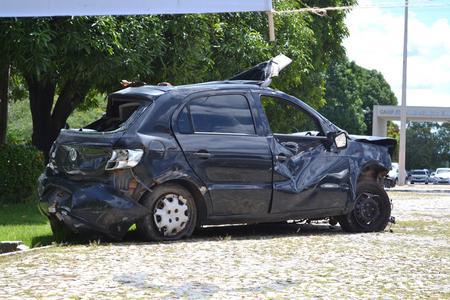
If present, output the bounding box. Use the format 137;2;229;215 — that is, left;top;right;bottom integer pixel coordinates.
399;0;408;185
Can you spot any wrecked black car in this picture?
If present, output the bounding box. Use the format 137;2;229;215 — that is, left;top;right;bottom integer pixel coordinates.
38;55;396;241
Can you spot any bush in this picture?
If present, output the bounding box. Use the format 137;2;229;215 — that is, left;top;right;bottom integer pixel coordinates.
0;144;44;203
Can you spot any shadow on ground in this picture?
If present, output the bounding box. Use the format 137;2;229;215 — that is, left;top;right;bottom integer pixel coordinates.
30;222;346;248
122;222;345;244
30;234;55;247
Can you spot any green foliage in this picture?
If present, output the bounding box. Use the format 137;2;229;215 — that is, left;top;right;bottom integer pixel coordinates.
0;144;44;203
321;58;397;134
261;96;319;134
0;0;356;155
7;99;32;143
406;122;450;170
67;98;106;129
7;94;107;143
387;121;400;161
0;202;52;247
8;71;28;102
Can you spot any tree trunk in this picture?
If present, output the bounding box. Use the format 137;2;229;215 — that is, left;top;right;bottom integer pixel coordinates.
25;75;89;162
26;74;55;159
50;81;88;144
0;64;10;146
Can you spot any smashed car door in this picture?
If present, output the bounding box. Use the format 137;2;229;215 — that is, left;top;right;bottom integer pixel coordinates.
173;92;273;216
259;95;351;214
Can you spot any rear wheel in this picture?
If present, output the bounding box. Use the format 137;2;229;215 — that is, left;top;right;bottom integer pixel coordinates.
339;181;391;233
137;184;197;241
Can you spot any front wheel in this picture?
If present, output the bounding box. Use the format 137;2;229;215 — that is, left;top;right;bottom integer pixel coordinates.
339;181;391;233
137;184;197;241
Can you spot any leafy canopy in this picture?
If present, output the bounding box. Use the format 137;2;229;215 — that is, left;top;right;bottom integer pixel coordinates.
320;58;397;135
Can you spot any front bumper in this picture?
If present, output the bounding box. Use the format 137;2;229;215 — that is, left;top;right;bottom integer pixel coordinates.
433;178;450;184
38;173;149;239
410;177;428;182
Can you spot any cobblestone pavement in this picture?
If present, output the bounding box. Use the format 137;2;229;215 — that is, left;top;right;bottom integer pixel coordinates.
0;192;449;299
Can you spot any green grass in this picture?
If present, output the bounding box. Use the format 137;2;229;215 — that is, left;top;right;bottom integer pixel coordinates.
0;201;53;247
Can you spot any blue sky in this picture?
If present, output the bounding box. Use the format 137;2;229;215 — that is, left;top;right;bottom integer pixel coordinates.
344;0;450;107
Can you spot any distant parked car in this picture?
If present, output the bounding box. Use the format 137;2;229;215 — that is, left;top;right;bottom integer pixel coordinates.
432;168;450;184
410;169;430;184
384;162;399;188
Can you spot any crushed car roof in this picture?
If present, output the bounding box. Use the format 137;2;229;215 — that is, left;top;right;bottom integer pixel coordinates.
109;54;293;101
109;80;265;101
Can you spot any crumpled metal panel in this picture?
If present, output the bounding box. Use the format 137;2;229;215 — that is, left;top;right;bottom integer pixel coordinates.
270;136;352;214
41;177;148;238
269;134;392;215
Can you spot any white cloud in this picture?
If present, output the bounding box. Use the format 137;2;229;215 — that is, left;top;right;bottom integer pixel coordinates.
343;3;450;107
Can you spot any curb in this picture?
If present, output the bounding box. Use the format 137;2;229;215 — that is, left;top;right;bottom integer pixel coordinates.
0;244;57;257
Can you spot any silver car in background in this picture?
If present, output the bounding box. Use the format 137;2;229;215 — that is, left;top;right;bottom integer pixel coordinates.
410;169;430;184
431;168;450;184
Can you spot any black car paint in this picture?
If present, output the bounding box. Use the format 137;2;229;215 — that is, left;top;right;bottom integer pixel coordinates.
38;82;395;239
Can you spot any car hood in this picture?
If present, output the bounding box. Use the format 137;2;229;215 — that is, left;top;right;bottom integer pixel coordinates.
349;134;397;157
435;172;450;179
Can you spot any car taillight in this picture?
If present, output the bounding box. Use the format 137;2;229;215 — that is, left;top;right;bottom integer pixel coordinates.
105;149;144;170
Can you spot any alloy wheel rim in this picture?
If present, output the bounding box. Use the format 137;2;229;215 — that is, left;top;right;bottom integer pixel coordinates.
153;194;190;236
354;192;381;227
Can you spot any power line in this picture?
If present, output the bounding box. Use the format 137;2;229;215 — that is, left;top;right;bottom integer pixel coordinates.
274;1;450;16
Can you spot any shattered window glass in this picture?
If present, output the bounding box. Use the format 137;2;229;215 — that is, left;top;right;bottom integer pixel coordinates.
261;96;322;135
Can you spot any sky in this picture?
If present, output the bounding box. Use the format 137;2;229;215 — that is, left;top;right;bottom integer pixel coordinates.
343;0;450;107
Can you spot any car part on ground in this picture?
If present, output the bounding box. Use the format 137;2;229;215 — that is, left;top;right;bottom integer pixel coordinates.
384;162;399;188
38;55;396;242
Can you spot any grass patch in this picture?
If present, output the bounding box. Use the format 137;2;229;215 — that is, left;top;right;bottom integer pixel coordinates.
395;220;450;237
0;201;53;247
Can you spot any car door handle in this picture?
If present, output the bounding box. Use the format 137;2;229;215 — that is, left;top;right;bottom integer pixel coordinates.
275;154;288;162
193;150;211;159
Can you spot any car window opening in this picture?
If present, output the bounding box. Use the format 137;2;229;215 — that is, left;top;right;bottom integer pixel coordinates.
260;96;324;137
84;98;146;132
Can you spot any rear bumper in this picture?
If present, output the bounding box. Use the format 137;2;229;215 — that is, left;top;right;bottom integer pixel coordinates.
38;173;148;239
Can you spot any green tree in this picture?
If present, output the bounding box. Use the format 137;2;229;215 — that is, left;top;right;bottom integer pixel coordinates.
405;122;450;170
320;60;367;134
1;0;355;157
321;58;397;134
2;16;164;157
0;21;13;146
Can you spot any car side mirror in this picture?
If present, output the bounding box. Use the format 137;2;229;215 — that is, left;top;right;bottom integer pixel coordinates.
334;132;348;149
327;132;347;150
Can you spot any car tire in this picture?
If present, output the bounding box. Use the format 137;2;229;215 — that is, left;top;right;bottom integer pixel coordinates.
137;184;197;241
49;216;73;242
338;181;391;233
411;181;414;184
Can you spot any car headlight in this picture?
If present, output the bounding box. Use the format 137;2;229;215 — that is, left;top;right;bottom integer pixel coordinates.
105;149;144;170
